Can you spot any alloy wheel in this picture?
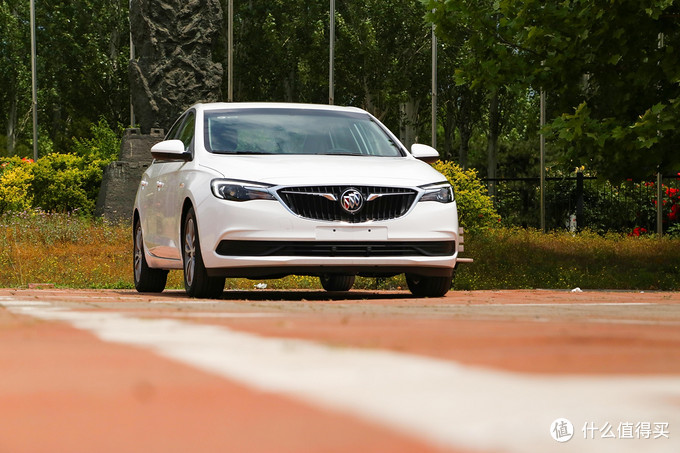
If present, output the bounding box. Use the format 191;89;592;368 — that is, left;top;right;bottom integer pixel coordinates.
184;217;196;287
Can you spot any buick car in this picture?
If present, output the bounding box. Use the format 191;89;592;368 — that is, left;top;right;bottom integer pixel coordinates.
133;103;470;298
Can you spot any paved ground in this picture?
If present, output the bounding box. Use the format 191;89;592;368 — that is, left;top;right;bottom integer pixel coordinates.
1;288;679;453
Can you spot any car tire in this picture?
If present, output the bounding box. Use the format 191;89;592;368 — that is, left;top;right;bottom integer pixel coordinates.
320;274;356;292
133;219;168;293
405;273;452;298
182;207;225;299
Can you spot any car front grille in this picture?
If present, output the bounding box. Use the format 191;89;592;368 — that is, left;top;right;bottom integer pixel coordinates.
277;185;417;223
216;240;456;257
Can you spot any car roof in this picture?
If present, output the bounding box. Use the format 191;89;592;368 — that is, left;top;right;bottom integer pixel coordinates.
192;102;368;115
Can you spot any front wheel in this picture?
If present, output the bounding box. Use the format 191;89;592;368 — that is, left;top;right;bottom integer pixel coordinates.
182;207;225;299
320;274;355;292
405;273;452;298
133;219;168;293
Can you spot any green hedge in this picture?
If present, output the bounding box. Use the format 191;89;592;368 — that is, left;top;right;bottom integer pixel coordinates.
0;119;120;216
0;154;108;215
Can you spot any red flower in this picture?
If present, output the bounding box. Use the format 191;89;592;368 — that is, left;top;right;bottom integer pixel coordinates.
670;204;679;221
629;227;648;237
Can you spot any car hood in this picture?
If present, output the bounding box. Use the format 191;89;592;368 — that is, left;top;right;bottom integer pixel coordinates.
199;154;446;187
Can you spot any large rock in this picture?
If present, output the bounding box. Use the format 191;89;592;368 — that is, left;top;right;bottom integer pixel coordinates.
129;0;224;133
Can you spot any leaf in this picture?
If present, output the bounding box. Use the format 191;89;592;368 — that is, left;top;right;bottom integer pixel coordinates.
607;54;622;65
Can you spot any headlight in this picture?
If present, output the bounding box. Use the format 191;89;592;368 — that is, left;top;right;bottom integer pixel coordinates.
211;179;275;201
419;182;454;203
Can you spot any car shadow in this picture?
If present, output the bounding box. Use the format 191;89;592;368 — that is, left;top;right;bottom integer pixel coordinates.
220;290;417;301
136;289;417;302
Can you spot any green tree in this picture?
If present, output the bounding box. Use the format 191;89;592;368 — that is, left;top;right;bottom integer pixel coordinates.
230;0;436;145
0;0;130;157
426;0;680;181
71;117;122;162
37;0;130;148
0;0;31;157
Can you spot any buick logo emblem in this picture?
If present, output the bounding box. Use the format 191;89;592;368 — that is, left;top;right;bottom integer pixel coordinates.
340;188;364;214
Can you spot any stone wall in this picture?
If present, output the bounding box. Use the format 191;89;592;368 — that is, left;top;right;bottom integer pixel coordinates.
94;129;164;223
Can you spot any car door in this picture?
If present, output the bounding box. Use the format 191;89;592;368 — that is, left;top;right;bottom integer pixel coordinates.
154;111;195;260
142;112;194;260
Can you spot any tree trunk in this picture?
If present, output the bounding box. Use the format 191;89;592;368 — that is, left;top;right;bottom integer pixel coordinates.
487;90;500;204
454;86;474;170
6;93;17;156
284;69;295;102
458;126;470;170
399;97;420;150
443;108;455;162
362;78;388;122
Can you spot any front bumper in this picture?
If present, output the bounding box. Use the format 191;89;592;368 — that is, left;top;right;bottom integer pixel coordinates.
195;195;461;278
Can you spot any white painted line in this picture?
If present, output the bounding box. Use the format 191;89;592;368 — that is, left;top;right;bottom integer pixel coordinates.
584;318;680;326
483;303;659;307
4;301;680;453
0;300;52;306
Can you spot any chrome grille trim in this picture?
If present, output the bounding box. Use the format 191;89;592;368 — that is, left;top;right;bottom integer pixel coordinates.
276;185;418;223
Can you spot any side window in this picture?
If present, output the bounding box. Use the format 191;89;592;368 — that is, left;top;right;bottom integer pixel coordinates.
177;112;196;152
166;114;186;140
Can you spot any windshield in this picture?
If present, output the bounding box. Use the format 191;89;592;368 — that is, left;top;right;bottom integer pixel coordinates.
204;109;403;157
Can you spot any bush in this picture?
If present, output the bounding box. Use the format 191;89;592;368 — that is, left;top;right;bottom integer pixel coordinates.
0;120;121;216
0;153;109;215
433;160;500;233
0;157;35;214
29;153;108;215
71;117;122;162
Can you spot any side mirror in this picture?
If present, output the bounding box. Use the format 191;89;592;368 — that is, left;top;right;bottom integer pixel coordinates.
410;143;439;164
150;139;192;161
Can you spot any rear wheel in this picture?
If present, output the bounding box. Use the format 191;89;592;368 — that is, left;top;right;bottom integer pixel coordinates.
182;207;225;299
320;274;355;292
405;273;452;298
133;219;168;293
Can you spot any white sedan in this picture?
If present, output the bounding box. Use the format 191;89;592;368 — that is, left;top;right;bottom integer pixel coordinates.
133;103;468;298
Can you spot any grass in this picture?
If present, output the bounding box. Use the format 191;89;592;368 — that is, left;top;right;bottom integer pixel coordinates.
1;211;679;291
456;227;680;290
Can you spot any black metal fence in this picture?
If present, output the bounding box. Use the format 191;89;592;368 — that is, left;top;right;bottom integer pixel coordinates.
483;173;680;234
